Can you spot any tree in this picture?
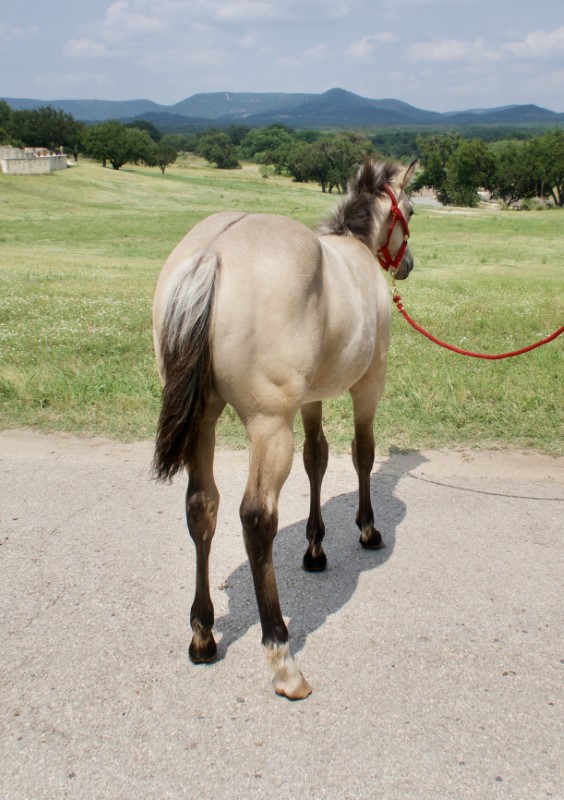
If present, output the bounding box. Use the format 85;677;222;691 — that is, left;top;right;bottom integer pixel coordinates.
125;119;161;142
225;124;252;145
0;100;14;144
238;125;295;163
531;128;564;206
444;138;496;207
414;133;498;207
488;129;564;207
124;126;157;166
82;120;155;170
295;129;322;144
153;140;178;174
159;132;198;153
324;132;376;193
303;139;334;193
83;121;128;168
489;140;536;206
414;133;463;204
10;106;85;157
274;132;375;192
196;132;240;169
282;142;319;183
370;128;419;160
297;133;375;193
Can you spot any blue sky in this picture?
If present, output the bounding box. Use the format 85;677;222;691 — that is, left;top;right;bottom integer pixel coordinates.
1;0;563;112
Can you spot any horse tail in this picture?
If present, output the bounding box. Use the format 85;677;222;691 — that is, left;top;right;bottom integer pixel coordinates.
153;251;220;482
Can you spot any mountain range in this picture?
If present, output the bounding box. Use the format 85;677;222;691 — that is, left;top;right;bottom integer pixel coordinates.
4;88;563;130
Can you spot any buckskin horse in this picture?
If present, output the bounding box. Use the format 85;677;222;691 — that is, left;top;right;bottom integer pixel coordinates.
152;158;416;699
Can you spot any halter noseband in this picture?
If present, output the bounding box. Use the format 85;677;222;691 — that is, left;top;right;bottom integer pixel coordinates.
376;184;410;273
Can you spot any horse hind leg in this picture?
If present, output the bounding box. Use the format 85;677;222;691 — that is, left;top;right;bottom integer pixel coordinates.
300;401;329;571
185;394;225;663
240;414;312;700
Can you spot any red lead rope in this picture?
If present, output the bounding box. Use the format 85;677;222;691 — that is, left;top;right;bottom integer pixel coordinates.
392;291;564;360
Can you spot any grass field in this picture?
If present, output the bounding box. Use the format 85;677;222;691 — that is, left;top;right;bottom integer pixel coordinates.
1;156;562;455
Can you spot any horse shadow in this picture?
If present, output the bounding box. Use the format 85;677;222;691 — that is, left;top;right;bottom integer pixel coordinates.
213;450;427;657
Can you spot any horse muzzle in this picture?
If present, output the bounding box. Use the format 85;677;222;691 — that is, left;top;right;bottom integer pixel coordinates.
394;249;414;281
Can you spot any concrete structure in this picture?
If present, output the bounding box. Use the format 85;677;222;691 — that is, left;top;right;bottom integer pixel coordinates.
0;146;68;175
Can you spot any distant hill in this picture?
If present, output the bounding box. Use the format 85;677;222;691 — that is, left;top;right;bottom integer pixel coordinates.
4;97;165;120
445;104;561;125
169;91;314;119
242;88;445;126
3;89;563;129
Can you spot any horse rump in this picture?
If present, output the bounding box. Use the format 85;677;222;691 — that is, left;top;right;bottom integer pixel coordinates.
152;252;219;482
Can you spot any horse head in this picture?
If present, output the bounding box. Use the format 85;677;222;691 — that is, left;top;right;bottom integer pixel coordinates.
319;158;417;280
375;159;417;280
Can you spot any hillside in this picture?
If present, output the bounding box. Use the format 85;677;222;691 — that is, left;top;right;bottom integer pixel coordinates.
3;89;563;129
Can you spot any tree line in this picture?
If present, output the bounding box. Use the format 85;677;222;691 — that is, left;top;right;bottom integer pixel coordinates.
0;103;177;174
1;100;562;206
414;131;564;207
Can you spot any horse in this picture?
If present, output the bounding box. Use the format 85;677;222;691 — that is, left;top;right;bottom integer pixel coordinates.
152;158;416;699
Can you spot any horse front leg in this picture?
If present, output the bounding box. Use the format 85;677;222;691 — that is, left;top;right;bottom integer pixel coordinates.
350;378;385;550
300;401;329;571
186;396;224;663
240;414;312;700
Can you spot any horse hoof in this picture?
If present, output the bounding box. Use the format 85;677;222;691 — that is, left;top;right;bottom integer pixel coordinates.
302;549;327;572
266;642;313;700
272;661;312;700
359;528;385;550
189;634;217;664
272;673;313;700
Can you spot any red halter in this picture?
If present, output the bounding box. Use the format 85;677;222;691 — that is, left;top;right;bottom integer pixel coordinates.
376;185;410;273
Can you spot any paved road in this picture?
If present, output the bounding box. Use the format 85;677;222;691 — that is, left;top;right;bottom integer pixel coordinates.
1;431;562;800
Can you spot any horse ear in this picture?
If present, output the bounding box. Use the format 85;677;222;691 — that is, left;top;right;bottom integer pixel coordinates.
354;157;379;195
400;159;418;189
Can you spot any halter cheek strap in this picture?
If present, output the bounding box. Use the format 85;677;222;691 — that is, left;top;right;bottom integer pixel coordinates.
376;184;410;273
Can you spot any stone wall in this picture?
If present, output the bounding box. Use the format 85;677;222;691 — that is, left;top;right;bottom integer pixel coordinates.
0;149;68;175
0;146;32;160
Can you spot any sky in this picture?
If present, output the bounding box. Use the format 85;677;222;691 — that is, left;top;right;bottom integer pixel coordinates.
1;0;563;112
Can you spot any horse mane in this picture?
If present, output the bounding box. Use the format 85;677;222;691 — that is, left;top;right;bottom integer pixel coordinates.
318;159;402;249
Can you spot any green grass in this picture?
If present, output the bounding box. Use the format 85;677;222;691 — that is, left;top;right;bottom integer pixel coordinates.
1;157;562;455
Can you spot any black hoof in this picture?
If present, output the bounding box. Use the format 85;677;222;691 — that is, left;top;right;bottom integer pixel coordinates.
302;549;327;572
189;634;217;664
359;529;385;550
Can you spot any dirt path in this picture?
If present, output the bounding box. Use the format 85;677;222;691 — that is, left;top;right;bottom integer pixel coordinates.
1;430;563;800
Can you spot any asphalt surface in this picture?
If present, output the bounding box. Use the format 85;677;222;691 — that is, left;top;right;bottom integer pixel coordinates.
1;430;563;800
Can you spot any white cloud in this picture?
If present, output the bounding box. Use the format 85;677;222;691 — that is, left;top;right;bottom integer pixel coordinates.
408;37;499;64
214;1;281;21
405;25;564;82
0;21;38;43
0;22;22;42
151;0;350;23
8;0;563;109
384;0;475;6
277;43;329;67
503;26;564;59
63;0;171;61
177;47;228;67
64;38;111;59
103;0;165;34
346;33;397;62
